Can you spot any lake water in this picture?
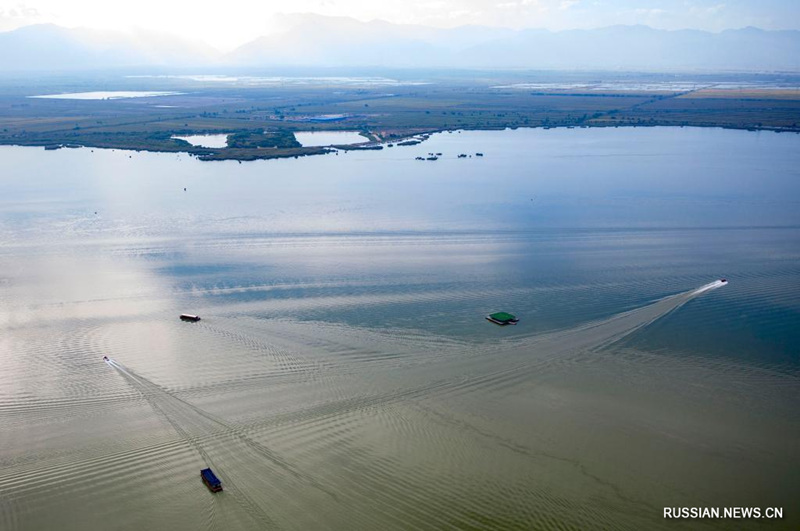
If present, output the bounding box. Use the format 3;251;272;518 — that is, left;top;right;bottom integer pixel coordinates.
29;91;183;100
0;127;798;530
127;75;429;87
295;131;368;146
173;134;230;148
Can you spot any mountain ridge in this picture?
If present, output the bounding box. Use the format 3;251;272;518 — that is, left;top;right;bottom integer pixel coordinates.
2;18;799;72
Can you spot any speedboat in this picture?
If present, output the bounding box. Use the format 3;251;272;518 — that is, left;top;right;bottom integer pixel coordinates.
103;356;109;361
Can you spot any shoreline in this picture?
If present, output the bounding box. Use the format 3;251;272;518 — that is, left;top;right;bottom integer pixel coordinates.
2;122;798;162
4;76;799;162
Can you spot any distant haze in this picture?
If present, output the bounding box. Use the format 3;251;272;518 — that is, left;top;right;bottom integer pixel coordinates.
2;16;800;72
2;1;800;51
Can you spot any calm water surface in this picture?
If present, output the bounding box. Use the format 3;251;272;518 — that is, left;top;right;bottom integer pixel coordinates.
173;134;230;148
29;91;183;100
295;131;368;146
0;128;798;530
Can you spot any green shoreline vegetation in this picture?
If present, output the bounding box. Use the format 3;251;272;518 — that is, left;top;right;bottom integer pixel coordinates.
1;71;799;161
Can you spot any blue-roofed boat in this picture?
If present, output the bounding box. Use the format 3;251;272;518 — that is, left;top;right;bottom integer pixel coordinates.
201;468;222;492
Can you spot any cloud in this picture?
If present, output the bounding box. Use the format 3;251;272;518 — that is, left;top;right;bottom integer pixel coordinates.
634;8;667;17
0;3;40;18
0;2;43;31
493;0;540;9
689;3;726;18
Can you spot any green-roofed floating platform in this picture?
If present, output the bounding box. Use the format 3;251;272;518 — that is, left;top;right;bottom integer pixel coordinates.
486;312;519;325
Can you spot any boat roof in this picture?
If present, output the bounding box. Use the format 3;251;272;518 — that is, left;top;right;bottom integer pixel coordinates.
489;312;516;321
201;468;221;484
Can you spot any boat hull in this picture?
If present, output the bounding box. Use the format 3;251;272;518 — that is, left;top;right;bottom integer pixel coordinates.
486;316;518;325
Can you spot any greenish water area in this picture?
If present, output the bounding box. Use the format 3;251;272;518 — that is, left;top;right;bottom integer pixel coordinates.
0;127;798;530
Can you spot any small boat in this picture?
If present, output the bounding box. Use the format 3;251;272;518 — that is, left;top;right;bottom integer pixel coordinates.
180;314;201;322
720;278;727;283
201;468;223;492
486;312;519;325
103;356;109;361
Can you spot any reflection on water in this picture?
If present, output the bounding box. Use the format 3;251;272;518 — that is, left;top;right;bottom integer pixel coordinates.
173;134;230;148
29;91;183;100
0;128;798;530
295;131;368;146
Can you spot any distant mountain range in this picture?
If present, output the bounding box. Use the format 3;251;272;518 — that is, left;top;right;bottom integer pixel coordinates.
3;16;800;72
0;24;218;71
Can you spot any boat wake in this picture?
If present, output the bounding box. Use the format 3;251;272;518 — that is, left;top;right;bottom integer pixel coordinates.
101;279;731;529
359;279;733;403
692;279;727;296
105;359;342;529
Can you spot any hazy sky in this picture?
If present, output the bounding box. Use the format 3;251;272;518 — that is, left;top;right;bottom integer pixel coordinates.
1;0;798;50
